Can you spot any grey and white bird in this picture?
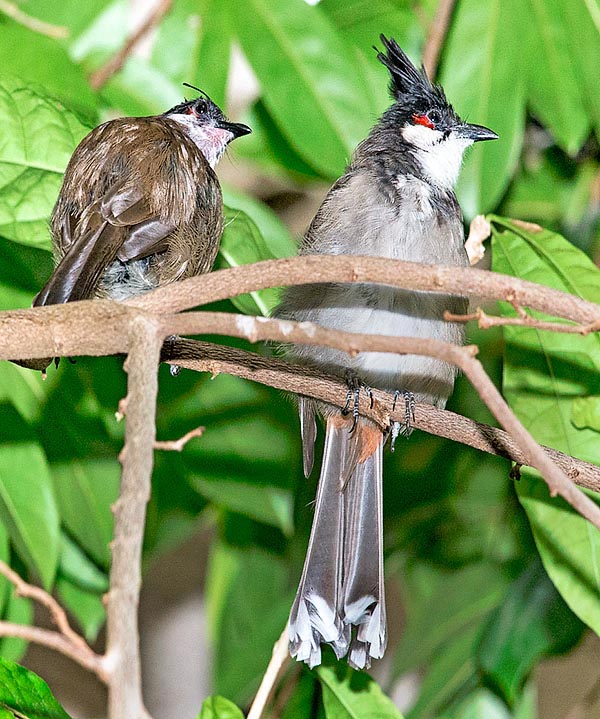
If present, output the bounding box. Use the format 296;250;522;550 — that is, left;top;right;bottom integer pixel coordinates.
277;36;497;669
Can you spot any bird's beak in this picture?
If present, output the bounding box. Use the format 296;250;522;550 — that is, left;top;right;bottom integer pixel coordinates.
457;123;499;142
218;120;252;138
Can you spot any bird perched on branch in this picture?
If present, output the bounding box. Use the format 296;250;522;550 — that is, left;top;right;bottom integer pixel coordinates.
277;36;497;669
19;89;250;371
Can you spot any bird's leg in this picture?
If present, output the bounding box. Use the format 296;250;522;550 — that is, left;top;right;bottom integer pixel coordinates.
390;390;416;451
341;372;373;434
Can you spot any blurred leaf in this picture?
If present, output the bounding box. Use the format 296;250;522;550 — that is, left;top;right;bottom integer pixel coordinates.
439;688;513;719
0;79;89;249
0;590;33;662
477;560;583;704
197;695;244;719
51;458;118;569
0;658;71;719
394;563;507;678
16;0;114;39
0;362;47;423
69;0;128;63
58;533;108;593
491;216;600;636
208;541;292;704
218;208;284;316
231;0;373;178
571;395;600;431
280;671;320;719
440;0;526;217
560;0;600;138
0;405;59;589
56;577;105;642
0;23;97;119
524;0;589;154
318;662;403;718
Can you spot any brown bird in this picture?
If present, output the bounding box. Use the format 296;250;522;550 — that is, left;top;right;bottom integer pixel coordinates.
18;91;250;370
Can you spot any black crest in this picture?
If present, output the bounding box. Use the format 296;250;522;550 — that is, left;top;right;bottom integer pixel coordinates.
375;35;448;108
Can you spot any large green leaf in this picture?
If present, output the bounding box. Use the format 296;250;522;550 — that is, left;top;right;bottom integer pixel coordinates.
524;0;589;154
0;658;71;719
440;0;526;217
490;216;600;636
0;23;97;119
0;405;59;589
477;560;583;704
207;541;292;704
0;79;89;249
318;662;404;719
230;0;374;178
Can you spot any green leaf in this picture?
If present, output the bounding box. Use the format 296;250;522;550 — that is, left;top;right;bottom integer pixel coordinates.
51;458;118;569
0;591;33;662
56;577;105;642
318;663;404;719
440;0;526;217
440;688;513;719
571;395;600;431
0;405;59;588
208;542;292;704
0;658;72;719
58;533;109;593
477;560;583;704
197;695;244;719
490;216;600;636
230;0;374;178
217;208;285;316
524;0;589;154
0;23;97;119
559;0;600;138
0;79;90;249
0;362;47;423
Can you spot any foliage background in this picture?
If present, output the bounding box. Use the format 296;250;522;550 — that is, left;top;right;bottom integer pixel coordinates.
0;0;599;717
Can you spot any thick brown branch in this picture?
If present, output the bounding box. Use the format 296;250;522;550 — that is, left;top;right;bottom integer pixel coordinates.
126;256;600;326
104;316;161;719
0;622;106;679
164;340;600;494
89;0;174;90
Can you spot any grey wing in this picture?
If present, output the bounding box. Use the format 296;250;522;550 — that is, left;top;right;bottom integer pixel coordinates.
34;186;176;306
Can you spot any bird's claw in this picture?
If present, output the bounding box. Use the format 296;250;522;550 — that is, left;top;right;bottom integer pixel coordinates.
390;390;415;451
341;374;372;434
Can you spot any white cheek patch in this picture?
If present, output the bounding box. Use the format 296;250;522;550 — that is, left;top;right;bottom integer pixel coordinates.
401;123;443;148
402;124;473;189
169;114;233;168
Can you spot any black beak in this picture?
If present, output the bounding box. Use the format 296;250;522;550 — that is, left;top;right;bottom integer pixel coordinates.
458;123;499;142
218;120;252;138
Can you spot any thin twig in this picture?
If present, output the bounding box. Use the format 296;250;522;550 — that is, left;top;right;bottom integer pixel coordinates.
248;624;291;719
104;316;161;719
0;0;68;38
89;0;174;90
0;559;90;652
422;0;457;77
0;622;107;680
163;340;600;493
154;425;205;451
444;307;593;334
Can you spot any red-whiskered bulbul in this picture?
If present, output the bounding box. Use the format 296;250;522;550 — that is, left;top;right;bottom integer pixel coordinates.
277;36;498;669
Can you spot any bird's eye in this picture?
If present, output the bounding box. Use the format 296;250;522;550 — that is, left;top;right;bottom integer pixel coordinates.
195;100;208;114
412;113;435;130
428;109;442;125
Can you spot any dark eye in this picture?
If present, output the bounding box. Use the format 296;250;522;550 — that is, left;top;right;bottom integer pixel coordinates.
195;100;208;114
428;109;442;126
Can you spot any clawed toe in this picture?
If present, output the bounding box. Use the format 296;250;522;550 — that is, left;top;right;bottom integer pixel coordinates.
390;390;416;451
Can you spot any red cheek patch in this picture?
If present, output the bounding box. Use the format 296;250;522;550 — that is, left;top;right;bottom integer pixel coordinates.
412;113;435;129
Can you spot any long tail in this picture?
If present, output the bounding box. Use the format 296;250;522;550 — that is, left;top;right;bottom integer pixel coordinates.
288;416;387;669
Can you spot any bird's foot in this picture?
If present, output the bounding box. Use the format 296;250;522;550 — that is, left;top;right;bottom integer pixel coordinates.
341;372;373;434
390;390;415;451
163;335;181;376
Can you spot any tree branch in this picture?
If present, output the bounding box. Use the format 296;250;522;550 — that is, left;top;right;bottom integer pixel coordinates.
422;0;457;78
0;0;68;39
162;339;600;494
104;316;161;719
247;625;291;719
445;306;600;335
89;0;174;90
154;426;205;451
0;622;106;679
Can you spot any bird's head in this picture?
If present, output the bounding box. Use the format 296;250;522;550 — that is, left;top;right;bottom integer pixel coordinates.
165;86;251;168
376;36;497;189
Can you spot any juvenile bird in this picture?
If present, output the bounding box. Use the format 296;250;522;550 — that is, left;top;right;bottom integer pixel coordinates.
278;36;497;669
